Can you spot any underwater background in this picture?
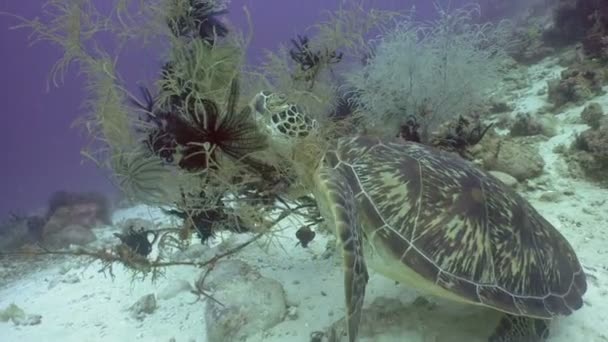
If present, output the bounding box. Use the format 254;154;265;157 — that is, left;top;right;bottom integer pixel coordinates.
0;0;414;218
0;0;607;341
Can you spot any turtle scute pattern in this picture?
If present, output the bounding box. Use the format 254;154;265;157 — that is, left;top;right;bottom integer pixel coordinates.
330;136;587;319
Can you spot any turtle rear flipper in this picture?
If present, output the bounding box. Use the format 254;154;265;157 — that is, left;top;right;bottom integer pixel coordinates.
489;314;550;342
317;167;369;342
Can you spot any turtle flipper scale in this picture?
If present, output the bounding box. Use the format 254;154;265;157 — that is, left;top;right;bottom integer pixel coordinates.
317;167;369;342
489;314;550;342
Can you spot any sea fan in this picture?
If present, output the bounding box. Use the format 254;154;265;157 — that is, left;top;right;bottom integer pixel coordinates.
345;4;507;141
289;35;343;71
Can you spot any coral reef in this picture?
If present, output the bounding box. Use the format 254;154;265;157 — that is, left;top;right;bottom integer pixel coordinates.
41;191;111;244
508;25;555;64
4;1;608;341
472;134;545;181
503;0;608;65
509;112;557;137
0;191;109;251
46;191;111;226
487;95;514;114
547;62;606;108
580;102;604;129
566;104;608;183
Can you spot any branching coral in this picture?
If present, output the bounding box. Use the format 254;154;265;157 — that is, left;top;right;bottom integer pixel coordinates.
130;87;179;163
566;105;608;184
547;63;606;108
0;0;345;302
163;195;250;244
167;0;229;43
248;2;398;129
312;2;400;60
288;34;343;86
158;37;244;110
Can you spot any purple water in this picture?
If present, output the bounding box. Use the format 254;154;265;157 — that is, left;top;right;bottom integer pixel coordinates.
0;0;480;218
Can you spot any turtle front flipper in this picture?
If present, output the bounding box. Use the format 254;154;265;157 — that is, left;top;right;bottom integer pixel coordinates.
489;314;550;342
316;167;369;342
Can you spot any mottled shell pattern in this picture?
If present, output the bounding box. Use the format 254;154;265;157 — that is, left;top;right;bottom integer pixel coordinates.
326;135;587;318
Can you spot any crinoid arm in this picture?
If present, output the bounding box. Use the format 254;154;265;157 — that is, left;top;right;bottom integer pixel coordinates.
315;165;369;342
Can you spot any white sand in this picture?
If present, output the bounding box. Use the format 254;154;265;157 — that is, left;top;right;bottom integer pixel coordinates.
1;58;607;342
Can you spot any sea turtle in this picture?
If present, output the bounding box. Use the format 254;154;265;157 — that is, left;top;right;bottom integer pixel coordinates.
250;91;587;342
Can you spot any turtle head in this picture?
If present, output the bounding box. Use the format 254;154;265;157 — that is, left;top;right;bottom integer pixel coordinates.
251;91;319;143
249;91;323;190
